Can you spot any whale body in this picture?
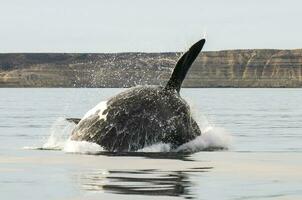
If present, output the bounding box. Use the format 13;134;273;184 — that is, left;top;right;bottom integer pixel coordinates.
70;39;206;152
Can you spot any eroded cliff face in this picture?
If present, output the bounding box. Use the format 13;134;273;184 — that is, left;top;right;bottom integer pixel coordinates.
0;49;301;87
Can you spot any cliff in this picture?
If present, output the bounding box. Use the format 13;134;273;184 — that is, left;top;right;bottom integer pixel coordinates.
0;49;302;88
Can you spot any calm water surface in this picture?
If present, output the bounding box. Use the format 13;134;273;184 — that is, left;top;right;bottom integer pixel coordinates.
0;88;302;200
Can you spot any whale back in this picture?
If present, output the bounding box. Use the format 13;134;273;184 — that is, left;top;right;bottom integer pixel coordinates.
70;39;206;152
71;86;201;151
165;39;205;93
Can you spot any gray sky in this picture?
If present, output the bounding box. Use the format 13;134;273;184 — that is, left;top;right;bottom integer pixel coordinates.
0;0;301;52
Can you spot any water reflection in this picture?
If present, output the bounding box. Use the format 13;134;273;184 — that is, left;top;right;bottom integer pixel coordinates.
89;152;193;161
80;167;211;199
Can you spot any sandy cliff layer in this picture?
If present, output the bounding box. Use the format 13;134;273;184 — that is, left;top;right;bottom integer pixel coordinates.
0;49;301;87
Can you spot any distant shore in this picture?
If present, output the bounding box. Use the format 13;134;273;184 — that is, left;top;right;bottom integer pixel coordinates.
1;49;302;88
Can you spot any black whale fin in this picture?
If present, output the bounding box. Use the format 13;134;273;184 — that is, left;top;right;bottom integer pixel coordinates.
164;39;205;93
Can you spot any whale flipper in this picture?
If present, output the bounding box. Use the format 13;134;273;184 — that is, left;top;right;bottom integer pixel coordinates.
66;118;81;124
165;39;205;93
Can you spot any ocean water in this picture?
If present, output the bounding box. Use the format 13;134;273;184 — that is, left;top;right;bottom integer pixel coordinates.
0;88;302;200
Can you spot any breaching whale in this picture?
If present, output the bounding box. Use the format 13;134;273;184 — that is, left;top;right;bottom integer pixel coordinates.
69;39;206;152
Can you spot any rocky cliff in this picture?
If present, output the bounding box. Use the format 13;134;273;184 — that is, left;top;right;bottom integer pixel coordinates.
0;49;302;87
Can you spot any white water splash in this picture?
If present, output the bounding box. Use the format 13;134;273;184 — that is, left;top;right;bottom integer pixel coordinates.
42;117;75;150
63;139;104;154
136;126;231;153
176;126;232;152
184;97;233;152
24;117;103;154
61;100;107;154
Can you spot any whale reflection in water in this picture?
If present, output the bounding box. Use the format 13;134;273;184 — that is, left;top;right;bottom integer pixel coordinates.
79;167;212;198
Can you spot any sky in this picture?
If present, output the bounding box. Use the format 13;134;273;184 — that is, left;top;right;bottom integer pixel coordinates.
0;0;301;52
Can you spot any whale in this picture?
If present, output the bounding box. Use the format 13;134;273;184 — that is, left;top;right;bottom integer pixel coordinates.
69;39;206;152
